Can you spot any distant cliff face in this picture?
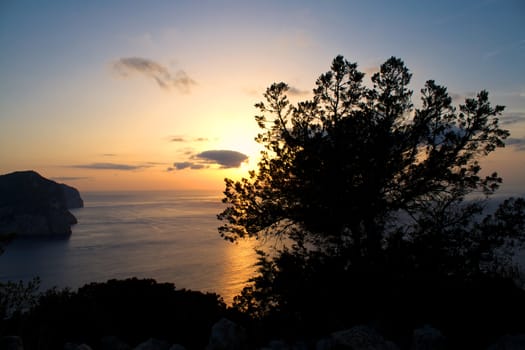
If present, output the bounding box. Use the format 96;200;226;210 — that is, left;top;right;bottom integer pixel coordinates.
60;183;84;209
0;171;84;237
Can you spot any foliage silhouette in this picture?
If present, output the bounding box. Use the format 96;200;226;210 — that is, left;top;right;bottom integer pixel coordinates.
0;233;14;256
218;56;525;345
1;278;226;350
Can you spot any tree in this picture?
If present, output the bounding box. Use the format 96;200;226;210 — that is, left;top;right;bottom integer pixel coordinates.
217;56;525;329
0;233;14;256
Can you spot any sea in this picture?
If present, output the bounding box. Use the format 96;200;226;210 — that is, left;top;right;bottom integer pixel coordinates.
0;190;258;304
2;190;525;304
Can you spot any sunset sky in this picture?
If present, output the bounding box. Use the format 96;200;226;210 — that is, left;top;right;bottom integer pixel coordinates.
1;0;524;193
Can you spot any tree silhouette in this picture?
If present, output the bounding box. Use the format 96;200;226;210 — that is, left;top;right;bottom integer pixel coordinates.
0;233;14;256
218;56;525;339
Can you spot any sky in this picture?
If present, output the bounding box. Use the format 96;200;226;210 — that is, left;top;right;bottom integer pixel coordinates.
0;0;524;193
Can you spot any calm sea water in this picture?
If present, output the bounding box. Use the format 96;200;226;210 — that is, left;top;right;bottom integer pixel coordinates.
0;191;258;304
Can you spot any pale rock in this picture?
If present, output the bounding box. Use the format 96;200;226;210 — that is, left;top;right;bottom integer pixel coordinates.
100;336;131;350
329;325;399;350
207;318;246;350
0;336;24;350
169;345;187;350
134;338;170;350
64;343;93;350
411;325;446;350
487;334;525;350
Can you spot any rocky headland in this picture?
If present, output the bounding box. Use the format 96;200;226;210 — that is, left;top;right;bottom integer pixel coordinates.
0;170;83;237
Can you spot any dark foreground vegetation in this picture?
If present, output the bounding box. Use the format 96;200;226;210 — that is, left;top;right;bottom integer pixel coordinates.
1;275;525;349
2;55;525;349
1;278;228;349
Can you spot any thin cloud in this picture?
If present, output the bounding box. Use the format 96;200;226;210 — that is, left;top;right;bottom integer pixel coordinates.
450;92;463;103
363;65;379;75
244;85;309;97
172;162;192;170
450;91;477;103
52;176;90;182
288;86;310;96
505;138;525;151
112;57;196;92
71;163;151;171
171;162;206;170
169;136;209;142
482;49;501;60
243;87;260;97
501;112;525;126
145;161;168;165
277;29;315;50
483;39;525;61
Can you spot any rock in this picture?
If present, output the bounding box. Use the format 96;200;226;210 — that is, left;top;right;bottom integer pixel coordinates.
207;318;246;350
0;336;24;350
315;336;336;350
0;170;83;237
77;346;92;350
487;334;525;350
60;183;84;209
260;339;308;350
100;336;131;350
262;340;288;350
169;345;187;350
134;338;171;350
64;343;93;350
323;325;399;350
411;325;446;350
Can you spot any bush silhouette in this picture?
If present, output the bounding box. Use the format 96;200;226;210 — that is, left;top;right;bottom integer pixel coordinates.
8;278;226;349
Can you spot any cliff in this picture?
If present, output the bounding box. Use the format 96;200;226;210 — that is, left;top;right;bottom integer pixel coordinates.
0;170;83;237
60;183;84;209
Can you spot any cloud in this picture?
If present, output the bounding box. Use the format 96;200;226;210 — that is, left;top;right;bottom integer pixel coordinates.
195;150;249;168
173;162;192;170
144;161;168;165
169;149;249;171
170;162;206;170
505;138;525;151
169;136;209;142
449;91;477;103
71;163;151;171
450;92;464;103
277;29;315;50
483;39;525;61
501;112;525;126
112;57;196;92
125;32;154;48
363;65;379;75
287;86;310;96
482;49;501;60
243;87;260;97
52;176;90;182
244;85;309;97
